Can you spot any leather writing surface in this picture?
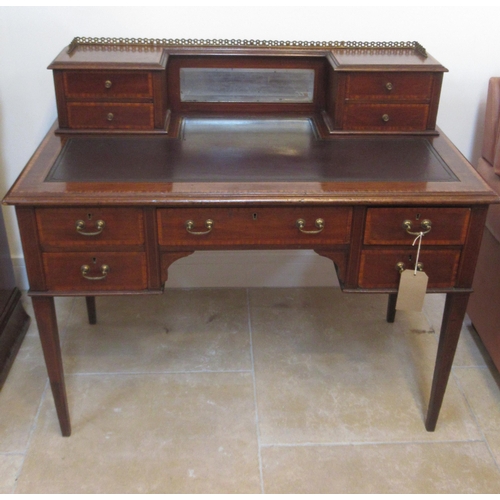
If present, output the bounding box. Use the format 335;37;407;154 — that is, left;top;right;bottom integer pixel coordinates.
47;118;456;184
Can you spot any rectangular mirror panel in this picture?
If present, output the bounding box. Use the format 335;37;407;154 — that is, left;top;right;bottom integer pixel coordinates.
180;68;315;103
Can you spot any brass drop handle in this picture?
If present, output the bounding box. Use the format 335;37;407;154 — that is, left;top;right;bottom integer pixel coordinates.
107;113;114;121
397;262;424;273
385;82;393;91
382;114;390;122
185;219;214;235
403;219;432;236
81;264;109;280
105;80;112;89
76;219;106;236
296;218;325;234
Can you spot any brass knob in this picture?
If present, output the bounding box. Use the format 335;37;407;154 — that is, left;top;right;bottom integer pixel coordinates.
105;80;112;89
385;82;393;91
107;113;114;121
382;114;390;122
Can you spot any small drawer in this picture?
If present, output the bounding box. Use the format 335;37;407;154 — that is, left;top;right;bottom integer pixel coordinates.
364;208;471;246
63;71;153;99
345;72;434;100
157;207;352;248
36;207;144;251
343;104;429;131
66;103;155;130
358;248;461;289
43;252;148;291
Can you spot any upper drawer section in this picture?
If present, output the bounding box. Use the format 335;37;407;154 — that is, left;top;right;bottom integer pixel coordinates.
364;207;471;245
36;207;144;250
345;72;434;101
158;207;352;247
63;71;153;100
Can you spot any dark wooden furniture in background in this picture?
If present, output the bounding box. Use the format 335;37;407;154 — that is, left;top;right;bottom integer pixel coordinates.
3;38;498;436
0;207;30;389
468;77;500;371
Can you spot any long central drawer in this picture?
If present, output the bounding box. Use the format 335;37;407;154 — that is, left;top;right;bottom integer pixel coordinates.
157;207;353;247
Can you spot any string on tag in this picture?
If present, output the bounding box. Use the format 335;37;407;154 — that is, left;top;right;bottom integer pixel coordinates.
412;232;424;275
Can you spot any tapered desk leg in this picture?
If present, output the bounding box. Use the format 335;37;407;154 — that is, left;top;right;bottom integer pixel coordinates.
386;293;397;323
425;292;469;432
32;296;71;436
85;296;97;325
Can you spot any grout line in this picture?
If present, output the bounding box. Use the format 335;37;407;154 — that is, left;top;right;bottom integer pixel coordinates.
452;365;490;370
12;379;49;494
66;369;253;376
247;288;265;494
452;369;500;474
260;438;487;448
452;369;486;424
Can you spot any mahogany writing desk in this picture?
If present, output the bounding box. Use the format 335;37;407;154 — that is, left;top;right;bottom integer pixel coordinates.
4;39;498;436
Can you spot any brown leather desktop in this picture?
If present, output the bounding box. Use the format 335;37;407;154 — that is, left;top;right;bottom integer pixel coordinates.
4;38;498;436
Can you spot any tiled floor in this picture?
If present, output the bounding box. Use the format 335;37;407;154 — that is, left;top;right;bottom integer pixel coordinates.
1;288;500;493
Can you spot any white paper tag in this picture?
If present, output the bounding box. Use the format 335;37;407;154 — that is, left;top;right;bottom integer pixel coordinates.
396;269;429;311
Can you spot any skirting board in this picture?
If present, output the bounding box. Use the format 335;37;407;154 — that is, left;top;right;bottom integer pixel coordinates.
12;250;340;290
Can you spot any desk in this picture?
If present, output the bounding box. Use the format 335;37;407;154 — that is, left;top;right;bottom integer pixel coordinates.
4;39;498;436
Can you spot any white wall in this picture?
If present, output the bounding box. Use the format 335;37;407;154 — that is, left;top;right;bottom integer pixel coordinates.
1;5;500;288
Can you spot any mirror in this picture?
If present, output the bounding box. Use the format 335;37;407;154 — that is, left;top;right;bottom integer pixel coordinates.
180;67;315;103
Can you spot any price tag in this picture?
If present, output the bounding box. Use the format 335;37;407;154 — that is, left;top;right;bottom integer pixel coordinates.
395;229;429;311
396;269;429;311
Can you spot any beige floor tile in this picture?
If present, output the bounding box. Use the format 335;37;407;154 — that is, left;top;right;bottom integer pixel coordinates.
0;335;47;453
423;293;489;368
16;372;261;493
455;321;493;368
454;366;500;465
12;287;498;493
261;441;500;493
250;289;480;443
422;293;446;332
21;295;76;338
0;454;24;494
250;287;434;333
62;291;251;374
249;286;346;310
